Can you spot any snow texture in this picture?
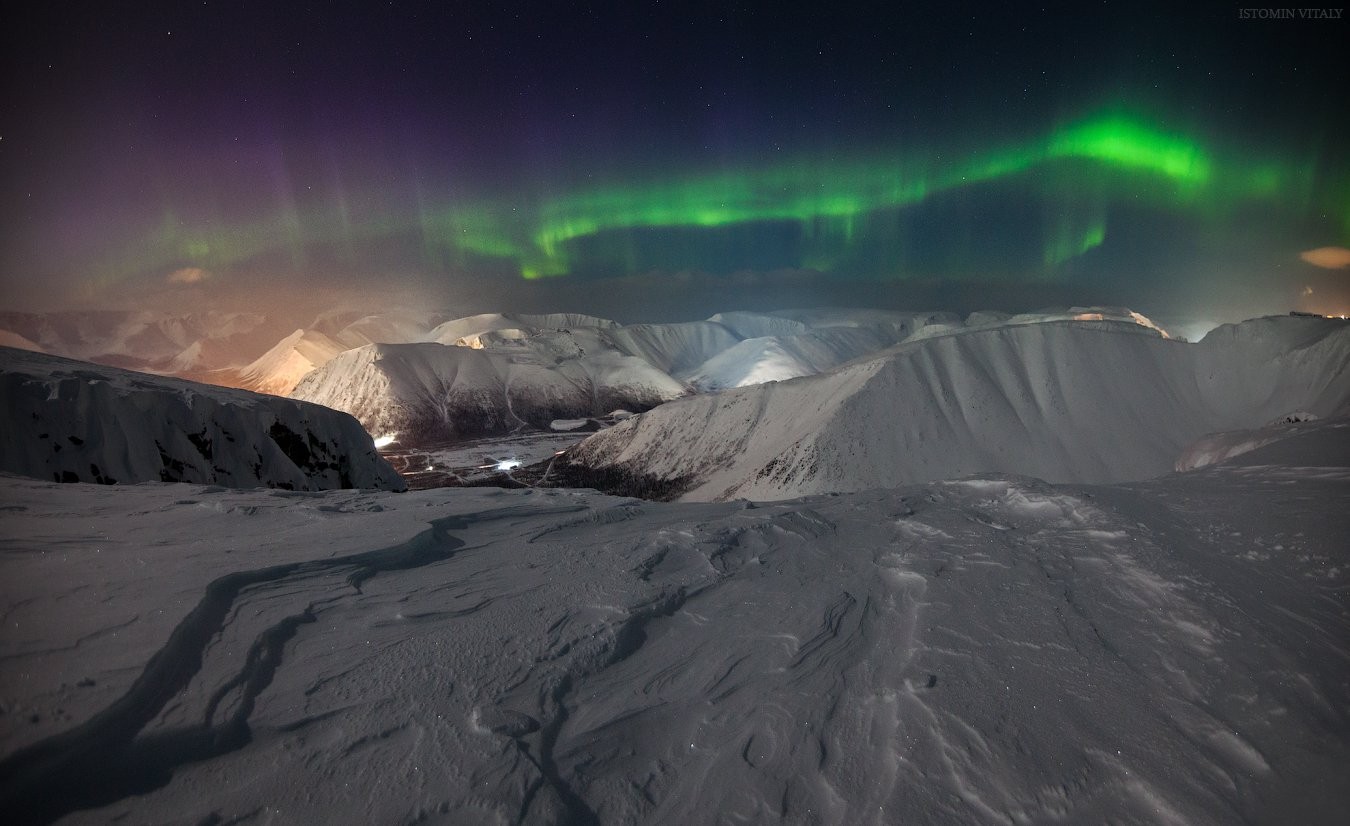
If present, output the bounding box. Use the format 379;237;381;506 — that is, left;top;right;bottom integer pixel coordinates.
0;346;405;491
0;423;1346;824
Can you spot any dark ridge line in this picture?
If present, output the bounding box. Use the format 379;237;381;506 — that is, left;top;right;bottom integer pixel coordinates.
529;674;601;826
0;519;466;825
520;588;693;825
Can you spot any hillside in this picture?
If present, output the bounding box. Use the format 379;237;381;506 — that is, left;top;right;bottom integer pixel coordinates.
0;347;405;491
291;341;688;443
562;316;1350;501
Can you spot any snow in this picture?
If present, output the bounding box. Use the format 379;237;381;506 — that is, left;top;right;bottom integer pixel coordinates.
1;423;1345;823
0;309;275;373
0;330;46;353
324;310;454;349
0;306;1346;823
284;309;1022;443
233;328;349;396
1177;415;1350;471
291;340;690;444
684;326;901;391
381;431;587;488
425;312;620;346
565;316;1350;501
3;307;1187;447
550;418;592;431
0;346;405;491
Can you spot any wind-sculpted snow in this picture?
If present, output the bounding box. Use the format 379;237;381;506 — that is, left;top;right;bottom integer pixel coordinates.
565;316;1350;501
0;347;405;491
1;441;1346;823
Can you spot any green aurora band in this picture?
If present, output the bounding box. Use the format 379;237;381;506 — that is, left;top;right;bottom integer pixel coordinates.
110;111;1345;286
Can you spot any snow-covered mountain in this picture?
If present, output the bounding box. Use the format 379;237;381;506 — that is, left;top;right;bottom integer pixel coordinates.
0;306;1177;388
0;309;275;372
285;308;1070;443
0;346;405;491
310;308;455;349
426;312;620;346
292;340;689;443
1;421;1345;823
228;329;351;396
561;315;1350;501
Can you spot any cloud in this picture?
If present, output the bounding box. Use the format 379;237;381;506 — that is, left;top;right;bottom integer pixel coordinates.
1299;247;1350;269
167;267;211;285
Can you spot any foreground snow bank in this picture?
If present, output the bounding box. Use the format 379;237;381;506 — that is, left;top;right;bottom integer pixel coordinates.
0;347;405;491
0;434;1346;823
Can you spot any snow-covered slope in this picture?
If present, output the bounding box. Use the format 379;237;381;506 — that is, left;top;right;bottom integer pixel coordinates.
0;329;44;352
564;316;1350;501
1;433;1345;824
291;341;688;443
0;310;273;370
1176;413;1345;471
426;312;620;346
317;309;453;349
231;329;349;396
685;325;901;390
606;321;742;376
0;347;405;490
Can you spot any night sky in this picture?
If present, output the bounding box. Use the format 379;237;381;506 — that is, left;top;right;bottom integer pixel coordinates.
2;1;1348;320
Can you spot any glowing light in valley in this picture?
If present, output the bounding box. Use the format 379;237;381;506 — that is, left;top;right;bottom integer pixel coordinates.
372;433;398;448
495;459;523;471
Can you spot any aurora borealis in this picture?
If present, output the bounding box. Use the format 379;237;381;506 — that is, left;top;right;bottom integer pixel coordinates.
105;109;1341;284
2;2;1348;316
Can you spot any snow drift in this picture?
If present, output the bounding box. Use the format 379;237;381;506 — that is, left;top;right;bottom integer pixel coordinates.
1;429;1346;823
563;316;1350;501
0;346;405;491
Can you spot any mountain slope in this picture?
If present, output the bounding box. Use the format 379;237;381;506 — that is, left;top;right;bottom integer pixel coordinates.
564;317;1350;501
426;312;619;346
291;341;688;443
232;329;349;396
0;347;405;490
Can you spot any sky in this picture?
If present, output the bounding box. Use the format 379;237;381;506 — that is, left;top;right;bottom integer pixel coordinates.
2;1;1348;321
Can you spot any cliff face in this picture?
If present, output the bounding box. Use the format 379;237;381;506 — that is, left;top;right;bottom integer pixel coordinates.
0;346;406;491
